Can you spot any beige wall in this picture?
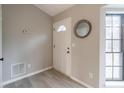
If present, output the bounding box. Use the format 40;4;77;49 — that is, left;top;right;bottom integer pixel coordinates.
2;5;53;82
2;4;105;87
54;4;104;87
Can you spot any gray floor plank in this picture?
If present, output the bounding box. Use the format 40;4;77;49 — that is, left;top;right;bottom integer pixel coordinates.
4;69;85;88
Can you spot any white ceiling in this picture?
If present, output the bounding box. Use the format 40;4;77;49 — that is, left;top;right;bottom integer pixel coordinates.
34;4;75;16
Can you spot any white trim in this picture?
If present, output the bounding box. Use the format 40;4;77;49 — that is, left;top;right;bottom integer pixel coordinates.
0;4;2;88
2;66;53;86
99;6;106;88
106;11;124;14
70;76;93;88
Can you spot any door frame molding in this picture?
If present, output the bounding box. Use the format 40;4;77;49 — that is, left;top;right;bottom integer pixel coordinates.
0;4;2;88
99;6;106;88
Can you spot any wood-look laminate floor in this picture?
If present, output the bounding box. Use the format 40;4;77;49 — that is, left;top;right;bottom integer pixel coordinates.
4;69;85;88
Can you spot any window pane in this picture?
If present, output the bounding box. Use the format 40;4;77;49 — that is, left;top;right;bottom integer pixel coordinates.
106;27;112;39
57;25;66;32
106;40;112;52
113;40;121;52
113;27;121;39
113;16;120;26
113;67;122;80
105;67;112;79
113;53;122;66
106;16;112;26
106;53;112;66
105;15;122;81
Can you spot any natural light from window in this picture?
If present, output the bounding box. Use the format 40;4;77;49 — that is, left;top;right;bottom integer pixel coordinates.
57;25;66;32
105;14;122;81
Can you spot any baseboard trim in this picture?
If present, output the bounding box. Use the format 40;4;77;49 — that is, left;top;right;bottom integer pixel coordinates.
3;66;53;86
70;76;93;88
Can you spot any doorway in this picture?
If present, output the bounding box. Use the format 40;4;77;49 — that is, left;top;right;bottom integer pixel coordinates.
53;17;71;77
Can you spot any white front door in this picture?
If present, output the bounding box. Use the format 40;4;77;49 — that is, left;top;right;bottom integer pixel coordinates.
0;5;2;88
53;17;71;76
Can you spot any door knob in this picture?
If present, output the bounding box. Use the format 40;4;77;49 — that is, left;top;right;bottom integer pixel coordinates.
67;51;70;53
0;58;4;61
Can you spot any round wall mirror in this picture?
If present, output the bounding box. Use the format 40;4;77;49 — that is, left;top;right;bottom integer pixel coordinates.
75;20;92;38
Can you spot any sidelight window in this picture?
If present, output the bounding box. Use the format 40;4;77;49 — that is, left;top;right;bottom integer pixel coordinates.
105;15;123;80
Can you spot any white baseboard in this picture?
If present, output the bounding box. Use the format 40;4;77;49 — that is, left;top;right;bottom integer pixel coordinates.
70;76;93;88
3;66;53;86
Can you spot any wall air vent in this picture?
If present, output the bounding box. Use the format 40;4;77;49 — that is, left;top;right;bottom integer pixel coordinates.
11;63;26;78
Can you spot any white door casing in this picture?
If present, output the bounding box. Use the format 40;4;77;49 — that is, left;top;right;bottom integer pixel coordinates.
0;5;2;88
53;17;71;76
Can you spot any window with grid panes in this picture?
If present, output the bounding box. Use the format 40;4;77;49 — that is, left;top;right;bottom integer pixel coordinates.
105;15;123;81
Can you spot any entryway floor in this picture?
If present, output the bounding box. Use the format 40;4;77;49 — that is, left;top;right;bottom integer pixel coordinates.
4;69;85;88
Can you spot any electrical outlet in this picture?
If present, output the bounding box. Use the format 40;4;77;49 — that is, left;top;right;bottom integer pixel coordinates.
89;72;93;79
27;64;31;69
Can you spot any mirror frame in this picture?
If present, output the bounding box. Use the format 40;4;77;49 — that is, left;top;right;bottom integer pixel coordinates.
74;19;92;38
